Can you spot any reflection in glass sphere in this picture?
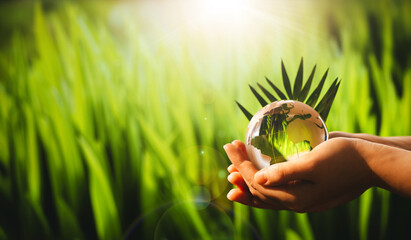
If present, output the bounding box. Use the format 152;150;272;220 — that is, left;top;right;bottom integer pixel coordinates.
245;100;328;169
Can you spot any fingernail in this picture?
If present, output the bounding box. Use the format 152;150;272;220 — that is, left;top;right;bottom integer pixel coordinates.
223;144;229;150
255;169;267;185
227;189;235;200
227;173;233;182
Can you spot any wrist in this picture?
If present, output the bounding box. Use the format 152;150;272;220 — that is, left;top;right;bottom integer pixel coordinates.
352;138;383;189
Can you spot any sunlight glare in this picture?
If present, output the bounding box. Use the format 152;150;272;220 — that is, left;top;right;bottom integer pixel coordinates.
200;0;245;21
189;0;250;26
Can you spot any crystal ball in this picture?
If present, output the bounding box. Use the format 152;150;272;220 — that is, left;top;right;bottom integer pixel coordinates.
245;100;328;169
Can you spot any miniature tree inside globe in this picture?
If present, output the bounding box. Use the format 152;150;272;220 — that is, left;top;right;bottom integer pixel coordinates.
245;100;328;169
236;59;341;169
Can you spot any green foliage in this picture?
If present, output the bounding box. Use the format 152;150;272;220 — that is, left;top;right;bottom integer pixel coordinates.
237;58;341;122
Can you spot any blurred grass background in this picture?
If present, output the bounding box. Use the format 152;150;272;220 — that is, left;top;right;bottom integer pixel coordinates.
0;0;411;239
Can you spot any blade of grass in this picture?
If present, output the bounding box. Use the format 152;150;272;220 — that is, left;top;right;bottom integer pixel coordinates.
295;213;314;240
79;137;121;240
378;188;390;240
285;228;303;240
359;189;373;240
56;197;84;239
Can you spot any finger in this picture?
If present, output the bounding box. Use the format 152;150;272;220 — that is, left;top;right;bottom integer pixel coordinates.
228;172;248;191
224;142;258;187
227;189;285;210
225;142;285;203
232;140;247;157
258;180;314;203
254;159;313;186
329;131;354;139
227;188;251;204
330;132;386;148
252;180;318;213
226;169;286;207
227;164;238;173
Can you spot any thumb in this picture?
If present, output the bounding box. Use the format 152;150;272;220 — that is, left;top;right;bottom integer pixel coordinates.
254;160;312;186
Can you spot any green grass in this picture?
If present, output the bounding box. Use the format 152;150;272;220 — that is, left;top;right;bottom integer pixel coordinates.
0;0;410;239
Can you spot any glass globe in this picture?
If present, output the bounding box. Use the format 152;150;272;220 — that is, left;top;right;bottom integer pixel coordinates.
245;100;328;169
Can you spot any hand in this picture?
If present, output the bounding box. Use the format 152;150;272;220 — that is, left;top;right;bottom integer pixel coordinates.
224;138;377;212
330;131;411;151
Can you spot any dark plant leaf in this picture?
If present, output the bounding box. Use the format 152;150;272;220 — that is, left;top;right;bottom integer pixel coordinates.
265;77;288;100
292;58;304;99
315;78;340;122
249;85;268;107
281;60;293;99
297;65;316;102
320;81;340;122
306;68;329;107
235;101;253;121
315;78;338;113
236;61;340;125
257;83;277;102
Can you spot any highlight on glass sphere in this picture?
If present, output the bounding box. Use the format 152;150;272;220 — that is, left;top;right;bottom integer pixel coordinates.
245;100;328;169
